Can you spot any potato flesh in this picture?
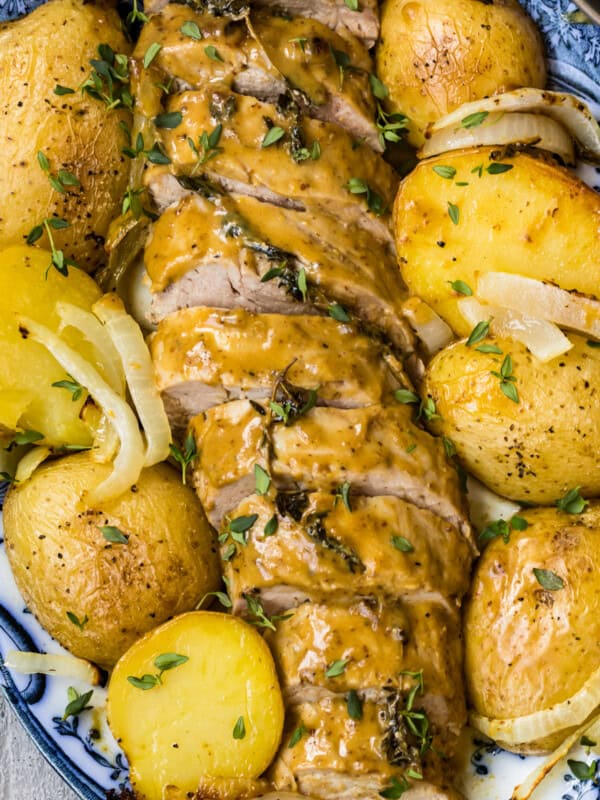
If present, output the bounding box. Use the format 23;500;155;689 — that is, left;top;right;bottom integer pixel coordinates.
465;506;600;727
107;612;285;800
393;148;600;335
4;454;220;668
0;0;131;272
0;245;101;446
425;334;600;503
377;0;546;144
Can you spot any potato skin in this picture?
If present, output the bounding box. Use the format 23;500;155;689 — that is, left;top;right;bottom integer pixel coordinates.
0;0;131;272
465;505;600;752
394;148;600;335
424;334;600;504
4;454;220;669
377;0;546;144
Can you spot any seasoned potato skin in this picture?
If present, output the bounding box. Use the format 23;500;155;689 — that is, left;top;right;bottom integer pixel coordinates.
0;0;131;272
394;147;600;335
377;0;546;144
465;505;600;752
425;334;600;504
4;454;220;668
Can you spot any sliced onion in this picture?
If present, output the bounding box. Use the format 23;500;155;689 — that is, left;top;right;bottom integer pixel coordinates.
15;446;52;483
4;649;102;685
424;88;600;162
57;302;125;395
19;316;145;506
458;296;573;362
402;296;454;357
421;112;575;165
511;713;600;800
477;272;600;341
466;475;522;533
91;414;120;465
92;294;170;467
470;662;600;746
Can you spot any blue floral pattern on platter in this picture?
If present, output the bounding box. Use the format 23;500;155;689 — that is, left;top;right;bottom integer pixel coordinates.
1;3;600;800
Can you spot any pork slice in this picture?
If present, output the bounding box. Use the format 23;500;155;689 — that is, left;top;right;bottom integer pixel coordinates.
150;306;401;428
144;184;414;352
134;6;380;149
190;401;472;540
218;493;471;609
144;0;380;47
158;89;396;243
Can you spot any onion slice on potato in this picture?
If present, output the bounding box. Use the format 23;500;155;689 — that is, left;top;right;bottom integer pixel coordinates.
18;316;145;505
466;476;522;534
477;272;600;341
421;112;575;164
470;662;600;746
14;446;52;483
92;294;170;467
402;297;454;357
422;88;600;162
457;296;573;362
4;649;102;685
511;713;600;800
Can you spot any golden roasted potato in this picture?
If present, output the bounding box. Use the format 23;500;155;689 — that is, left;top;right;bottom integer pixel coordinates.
424;334;600;504
4;453;220;669
0;245;102;447
0;0;131;272
394;147;600;335
465;505;600;753
107;612;285;800
377;0;546;144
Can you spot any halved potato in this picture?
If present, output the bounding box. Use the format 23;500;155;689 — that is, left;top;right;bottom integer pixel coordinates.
393;147;600;336
465;505;600;753
424;333;600;503
377;0;546;145
107;612;285;800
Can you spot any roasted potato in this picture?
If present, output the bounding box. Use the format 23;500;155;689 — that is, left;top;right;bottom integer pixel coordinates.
107;612;285;800
0;245;102;448
394;147;600;335
4;453;220;669
0;0;131;272
424;333;600;504
377;0;546;145
465;505;600;753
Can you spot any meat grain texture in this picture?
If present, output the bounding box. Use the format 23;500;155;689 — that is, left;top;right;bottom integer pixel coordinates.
137;3;474;797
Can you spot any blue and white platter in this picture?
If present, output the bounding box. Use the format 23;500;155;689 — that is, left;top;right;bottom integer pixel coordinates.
1;2;600;799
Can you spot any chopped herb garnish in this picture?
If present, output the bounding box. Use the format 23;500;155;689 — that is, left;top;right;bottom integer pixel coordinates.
406;443;417;454
126;0;149;26
297;267;308;301
329;45;352;87
490;354;519;403
466;320;490;347
180;20;203;39
128;652;189;690
433;165;457;180
233;716;246;739
581;735;597;749
243;593;293;630
479;515;528;545
334;481;352;512
51;376;84;401
369;74;388;99
229;514;258;540
448;279;472;295
345;0;359;9
63;688;93;721
486;162;513;175
99;525;129;544
380;776;410;798
375;104;408;149
37;150;80;194
54;84;75;96
81;44;132;111
345;177;385;216
443;436;456;458
417;397;439;422
66;611;88;631
254;464;271;495
262;126;285;148
462;110;489;129
556;486;588;514
533;568;564;591
10;429;44;446
347;689;363;719
391;535;414;553
447;201;460;225
264;515;278;536
204;45;224;62
325;658;349;678
328;303;350;322
394;388;419;405
187;124;223;167
289;36;308;51
154;111;183;129
169;432;197;485
27;215;78;277
143;42;162;69
198;590;232;609
567;759;598;782
476;343;503;354
288;723;307;748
